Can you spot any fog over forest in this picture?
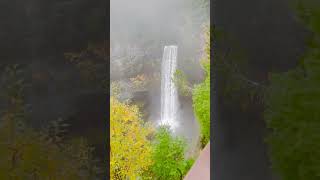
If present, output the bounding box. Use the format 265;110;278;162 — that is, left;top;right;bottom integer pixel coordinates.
111;0;209;81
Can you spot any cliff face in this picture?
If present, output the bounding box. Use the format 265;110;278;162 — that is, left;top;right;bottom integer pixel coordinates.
213;0;309;179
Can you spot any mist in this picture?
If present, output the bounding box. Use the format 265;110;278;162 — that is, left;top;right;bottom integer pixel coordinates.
110;0;209;81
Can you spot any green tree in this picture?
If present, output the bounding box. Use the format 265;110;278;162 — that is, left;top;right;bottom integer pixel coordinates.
192;27;210;146
173;27;211;147
149;126;194;180
264;1;320;179
265;49;320;180
173;69;193;97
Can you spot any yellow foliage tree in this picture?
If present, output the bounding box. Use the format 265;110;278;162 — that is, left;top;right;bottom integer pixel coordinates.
110;97;153;179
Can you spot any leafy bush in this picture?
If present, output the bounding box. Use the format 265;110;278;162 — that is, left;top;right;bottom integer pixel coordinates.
149;126;194;180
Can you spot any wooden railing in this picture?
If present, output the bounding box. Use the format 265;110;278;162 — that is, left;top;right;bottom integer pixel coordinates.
184;142;210;180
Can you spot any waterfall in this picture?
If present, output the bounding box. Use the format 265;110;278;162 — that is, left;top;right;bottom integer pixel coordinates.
160;45;179;130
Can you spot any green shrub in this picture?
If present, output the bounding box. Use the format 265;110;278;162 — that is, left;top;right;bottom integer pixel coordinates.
149;126;194;180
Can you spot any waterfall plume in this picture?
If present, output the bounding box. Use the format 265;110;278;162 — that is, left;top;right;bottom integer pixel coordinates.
160;45;179;130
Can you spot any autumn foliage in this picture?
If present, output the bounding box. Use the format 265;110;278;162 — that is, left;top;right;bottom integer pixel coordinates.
110;97;153;179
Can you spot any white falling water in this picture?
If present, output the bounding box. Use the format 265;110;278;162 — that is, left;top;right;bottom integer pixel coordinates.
160;45;179;130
